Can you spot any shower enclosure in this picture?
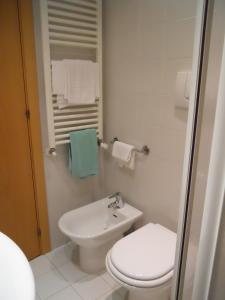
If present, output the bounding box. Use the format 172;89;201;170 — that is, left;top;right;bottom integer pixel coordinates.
172;0;225;299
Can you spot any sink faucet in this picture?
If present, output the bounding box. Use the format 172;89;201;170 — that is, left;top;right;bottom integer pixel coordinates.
108;192;124;209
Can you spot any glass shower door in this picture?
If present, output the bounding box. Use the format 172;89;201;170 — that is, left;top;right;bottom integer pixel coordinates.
172;0;225;299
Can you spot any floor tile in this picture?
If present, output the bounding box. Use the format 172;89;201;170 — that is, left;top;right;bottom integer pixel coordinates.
36;269;69;299
36;293;41;300
73;275;112;300
46;287;82;300
101;272;120;290
30;255;55;278
47;243;75;268
97;289;124;300
57;261;88;283
116;287;128;299
67;241;75;249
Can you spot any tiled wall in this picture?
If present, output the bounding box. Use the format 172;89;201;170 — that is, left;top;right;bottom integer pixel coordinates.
102;0;197;231
43;149;100;248
34;0;198;249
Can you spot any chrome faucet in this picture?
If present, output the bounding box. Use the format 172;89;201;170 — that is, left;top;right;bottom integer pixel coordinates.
108;192;124;209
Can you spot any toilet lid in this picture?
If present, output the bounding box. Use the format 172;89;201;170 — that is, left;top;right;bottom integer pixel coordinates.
110;223;177;281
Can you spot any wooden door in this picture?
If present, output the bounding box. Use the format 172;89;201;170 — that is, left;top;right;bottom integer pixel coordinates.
0;0;41;259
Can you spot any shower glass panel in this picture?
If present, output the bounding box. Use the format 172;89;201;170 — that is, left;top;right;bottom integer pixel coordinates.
209;201;225;300
178;0;225;299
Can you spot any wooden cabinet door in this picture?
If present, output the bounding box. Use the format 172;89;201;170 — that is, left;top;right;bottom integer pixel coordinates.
0;0;41;259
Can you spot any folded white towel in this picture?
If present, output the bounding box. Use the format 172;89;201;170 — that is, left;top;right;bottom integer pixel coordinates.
112;141;135;170
51;60;99;109
51;61;66;95
52;61;69;109
64;59;99;105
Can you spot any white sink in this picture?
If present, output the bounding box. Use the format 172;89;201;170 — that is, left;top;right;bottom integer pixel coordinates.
0;232;35;300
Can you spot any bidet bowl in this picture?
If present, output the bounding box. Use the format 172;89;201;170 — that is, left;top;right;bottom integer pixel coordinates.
58;197;143;273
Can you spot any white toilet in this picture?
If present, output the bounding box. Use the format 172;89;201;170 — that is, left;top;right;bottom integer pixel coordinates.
106;223;177;300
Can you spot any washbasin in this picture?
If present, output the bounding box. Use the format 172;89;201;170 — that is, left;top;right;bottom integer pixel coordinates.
59;197;143;273
0;232;35;300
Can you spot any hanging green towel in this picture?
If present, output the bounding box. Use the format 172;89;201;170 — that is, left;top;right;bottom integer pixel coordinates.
69;129;99;178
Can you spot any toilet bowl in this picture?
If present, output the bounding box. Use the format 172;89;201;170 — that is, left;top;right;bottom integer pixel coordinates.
106;223;177;300
58;197;143;273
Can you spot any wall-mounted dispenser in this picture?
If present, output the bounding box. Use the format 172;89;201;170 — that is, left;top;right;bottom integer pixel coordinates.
175;71;192;109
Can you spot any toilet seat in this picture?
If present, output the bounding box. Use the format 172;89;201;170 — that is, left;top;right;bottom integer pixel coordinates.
107;252;173;288
106;223;177;288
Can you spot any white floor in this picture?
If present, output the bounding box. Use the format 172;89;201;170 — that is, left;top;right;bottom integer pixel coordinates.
30;243;127;300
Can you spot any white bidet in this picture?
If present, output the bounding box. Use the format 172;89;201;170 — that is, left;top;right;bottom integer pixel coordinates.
59;197;143;273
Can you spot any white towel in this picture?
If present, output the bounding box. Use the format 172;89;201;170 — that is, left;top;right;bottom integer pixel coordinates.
64;59;99;105
51;61;69;109
112;141;135;170
51;60;99;109
51;61;66;95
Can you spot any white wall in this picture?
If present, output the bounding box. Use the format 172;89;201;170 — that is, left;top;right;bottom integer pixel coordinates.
33;0;198;249
43;148;102;248
102;0;197;232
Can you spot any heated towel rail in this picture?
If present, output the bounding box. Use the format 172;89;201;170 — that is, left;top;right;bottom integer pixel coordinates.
39;0;103;153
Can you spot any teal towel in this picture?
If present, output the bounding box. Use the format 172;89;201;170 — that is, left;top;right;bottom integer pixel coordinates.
69;129;99;178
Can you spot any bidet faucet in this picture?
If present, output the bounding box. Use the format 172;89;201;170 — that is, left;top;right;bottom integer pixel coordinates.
108;192;124;209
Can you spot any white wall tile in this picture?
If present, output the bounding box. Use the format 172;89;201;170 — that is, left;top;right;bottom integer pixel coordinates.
139;0;168;24
166;0;197;21
159;95;188;131
102;0;197;232
162;58;193;95
143;126;186;163
44;146;97;248
165;18;196;59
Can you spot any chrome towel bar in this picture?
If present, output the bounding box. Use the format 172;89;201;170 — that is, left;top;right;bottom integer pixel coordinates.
98;137;150;155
